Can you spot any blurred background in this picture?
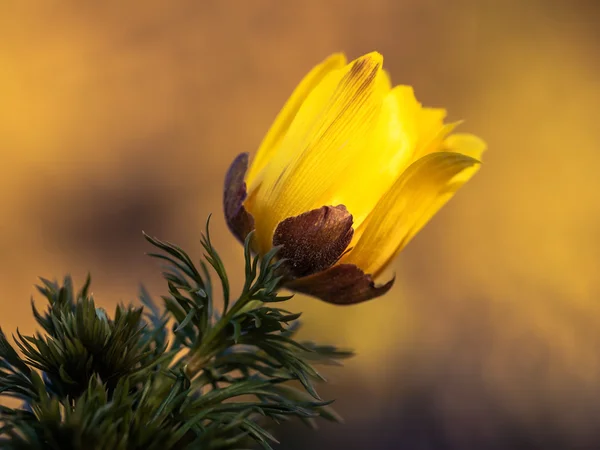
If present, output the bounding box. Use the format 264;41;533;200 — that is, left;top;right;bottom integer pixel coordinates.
1;0;600;448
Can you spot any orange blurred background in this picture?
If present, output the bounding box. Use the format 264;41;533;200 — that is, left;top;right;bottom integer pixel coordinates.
2;1;600;448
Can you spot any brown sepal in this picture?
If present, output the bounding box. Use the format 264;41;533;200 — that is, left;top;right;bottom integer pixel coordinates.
223;153;255;243
273;205;353;278
285;264;394;305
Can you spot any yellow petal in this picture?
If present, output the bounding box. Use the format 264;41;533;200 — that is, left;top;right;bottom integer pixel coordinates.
330;90;454;230
418;107;446;136
415;107;447;152
379;68;392;92
250;52;387;253
342;152;481;276
442;132;487;160
327;85;422;227
246;53;347;188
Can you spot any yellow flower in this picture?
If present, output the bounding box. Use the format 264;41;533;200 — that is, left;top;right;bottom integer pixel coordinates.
224;52;485;304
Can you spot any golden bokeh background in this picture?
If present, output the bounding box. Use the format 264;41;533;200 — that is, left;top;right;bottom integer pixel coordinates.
2;1;600;448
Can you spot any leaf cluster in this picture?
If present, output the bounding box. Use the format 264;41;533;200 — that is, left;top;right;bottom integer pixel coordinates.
0;219;352;449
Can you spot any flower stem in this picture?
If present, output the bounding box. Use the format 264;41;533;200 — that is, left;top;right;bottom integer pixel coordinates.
184;291;252;378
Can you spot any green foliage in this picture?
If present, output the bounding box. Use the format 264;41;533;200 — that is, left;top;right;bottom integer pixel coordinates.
0;219;353;449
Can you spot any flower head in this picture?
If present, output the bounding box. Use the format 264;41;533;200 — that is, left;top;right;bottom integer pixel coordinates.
224;52;486;304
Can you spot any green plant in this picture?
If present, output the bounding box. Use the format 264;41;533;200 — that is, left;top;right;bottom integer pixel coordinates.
0;219;352;449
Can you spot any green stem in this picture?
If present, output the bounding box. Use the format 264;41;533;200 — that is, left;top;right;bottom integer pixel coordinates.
184;290;253;378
